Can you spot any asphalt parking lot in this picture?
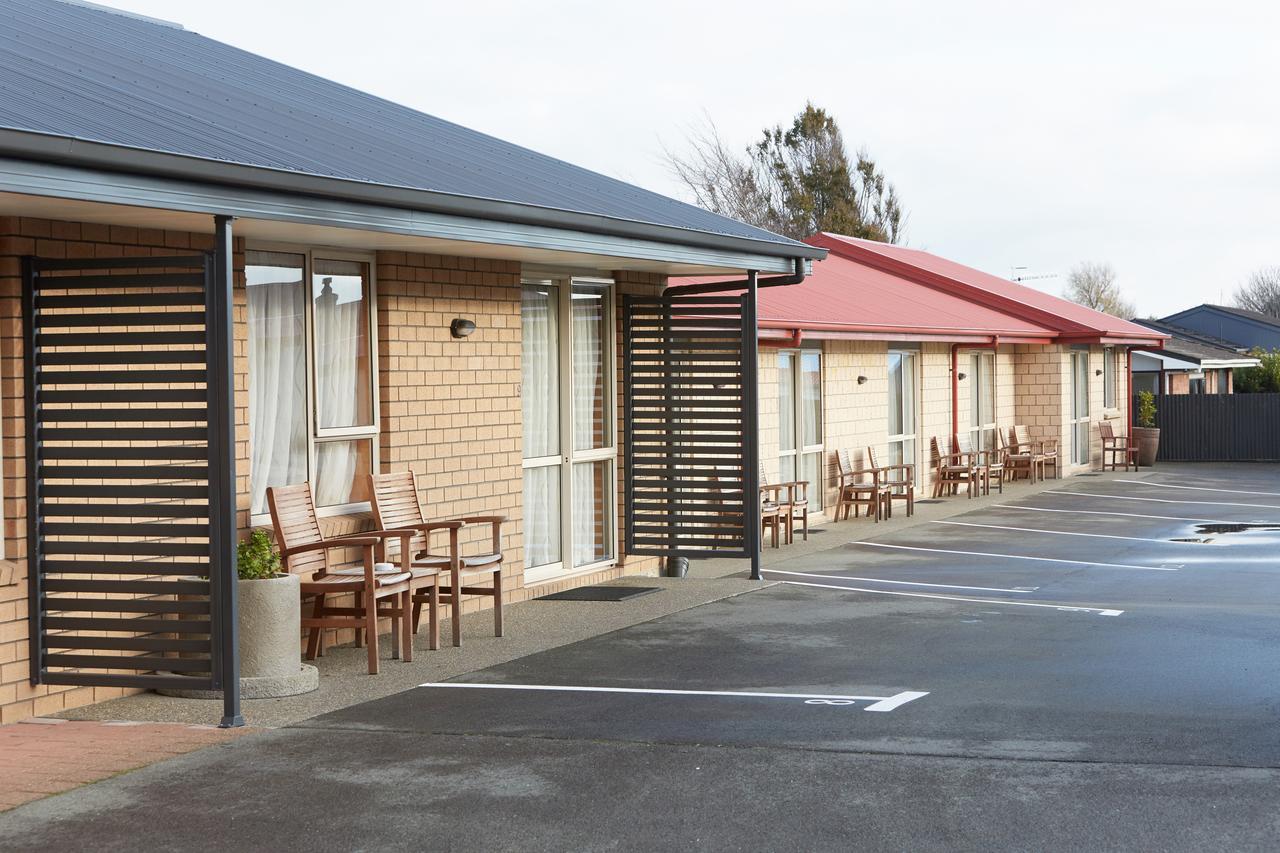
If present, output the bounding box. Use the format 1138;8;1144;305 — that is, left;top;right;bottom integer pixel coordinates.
3;464;1279;851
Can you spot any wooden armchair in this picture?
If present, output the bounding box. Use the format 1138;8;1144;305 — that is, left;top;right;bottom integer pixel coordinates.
834;449;891;522
1100;422;1140;472
369;471;505;649
929;436;977;498
954;432;1004;495
1011;425;1060;480
759;462;809;542
266;483;413;675
864;446;914;517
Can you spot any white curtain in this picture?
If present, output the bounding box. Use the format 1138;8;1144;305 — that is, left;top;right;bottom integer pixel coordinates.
247;274;308;515
313;277;360;505
522;286;559;567
571;290;604;566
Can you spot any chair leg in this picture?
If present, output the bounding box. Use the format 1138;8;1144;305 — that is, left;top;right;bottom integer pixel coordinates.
451;584;463;648
365;591;380;675
800;510;809;541
493;570;504;638
400;590;413;663
390;601;401;660
412;600;422;634
306;595;324;660
353;592;364;648
428;582;440;651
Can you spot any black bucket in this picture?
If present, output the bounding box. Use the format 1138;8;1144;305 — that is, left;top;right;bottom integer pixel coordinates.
663;556;689;578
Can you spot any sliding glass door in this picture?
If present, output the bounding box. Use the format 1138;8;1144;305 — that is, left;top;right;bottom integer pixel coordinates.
778;349;824;511
1070;350;1091;465
968;350;996;449
887;349;918;475
521;278;616;582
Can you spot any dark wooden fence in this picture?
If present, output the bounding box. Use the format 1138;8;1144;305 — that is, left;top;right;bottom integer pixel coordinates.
1140;393;1280;461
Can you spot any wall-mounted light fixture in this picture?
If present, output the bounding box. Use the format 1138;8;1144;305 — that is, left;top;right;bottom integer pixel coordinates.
450;318;477;339
957;372;967;381
856;375;868;385
1095;368;1103;376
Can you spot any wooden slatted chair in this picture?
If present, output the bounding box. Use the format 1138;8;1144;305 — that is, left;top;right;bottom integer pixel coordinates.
834;449;891;522
929;436;977;498
1100;422;1141;471
865;445;914;517
1005;425;1043;482
759;462;809;542
266;483;413;675
369;471;505;648
954;432;1004;495
1011;425;1060;480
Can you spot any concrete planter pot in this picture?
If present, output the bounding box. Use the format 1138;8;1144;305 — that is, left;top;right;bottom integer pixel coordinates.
159;573;317;700
1134;426;1161;467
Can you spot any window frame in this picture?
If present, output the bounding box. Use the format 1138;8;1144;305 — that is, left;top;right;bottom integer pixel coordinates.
1103;347;1117;409
967;349;997;450
246;243;381;526
777;346;825;512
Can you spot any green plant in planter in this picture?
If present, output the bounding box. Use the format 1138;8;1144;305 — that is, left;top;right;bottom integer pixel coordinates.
236;529;281;581
1136;390;1157;429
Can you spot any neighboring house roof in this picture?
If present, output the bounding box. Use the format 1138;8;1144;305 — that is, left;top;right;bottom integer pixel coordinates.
0;0;821;262
677;234;1167;345
1129;319;1261;368
1158;304;1280;350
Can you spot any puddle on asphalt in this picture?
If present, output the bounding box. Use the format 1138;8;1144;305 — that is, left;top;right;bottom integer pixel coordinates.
1168;522;1280;546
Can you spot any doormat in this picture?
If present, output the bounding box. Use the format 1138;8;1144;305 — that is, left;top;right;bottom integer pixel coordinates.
536;585;662;602
914;499;943;504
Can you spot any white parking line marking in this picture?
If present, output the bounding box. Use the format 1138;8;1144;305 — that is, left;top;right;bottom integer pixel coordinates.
933;519;1208;545
763;567;1037;593
780;580;1124;616
992;504;1256;525
1117;478;1280;497
845;540;1178;571
418;682;929;712
1049;491;1280;510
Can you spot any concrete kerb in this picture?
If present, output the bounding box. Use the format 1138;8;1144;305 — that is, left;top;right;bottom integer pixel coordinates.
53;576;773;729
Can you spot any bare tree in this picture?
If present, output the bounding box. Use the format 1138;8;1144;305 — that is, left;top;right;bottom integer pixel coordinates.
666;104;905;243
1234;266;1280;318
1064;261;1135;318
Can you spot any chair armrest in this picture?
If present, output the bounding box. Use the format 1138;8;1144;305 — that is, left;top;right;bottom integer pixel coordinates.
283;536;381;558
460;515;506;554
759;484;786;496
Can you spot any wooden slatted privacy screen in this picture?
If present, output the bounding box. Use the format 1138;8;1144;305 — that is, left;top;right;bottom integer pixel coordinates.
1137;392;1280;461
24;255;226;691
623;291;757;559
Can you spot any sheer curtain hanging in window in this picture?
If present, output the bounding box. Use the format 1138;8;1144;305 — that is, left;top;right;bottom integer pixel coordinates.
522;286;560;568
571;288;604;565
247;257;308;516
313;274;361;505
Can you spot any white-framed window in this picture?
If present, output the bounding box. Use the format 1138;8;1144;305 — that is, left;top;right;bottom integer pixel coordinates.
1104;347;1117;408
246;247;379;522
967;350;996;450
778;348;824;511
521;277;618;583
887;348;919;477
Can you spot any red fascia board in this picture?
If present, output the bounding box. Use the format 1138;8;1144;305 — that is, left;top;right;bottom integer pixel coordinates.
757;318;1054;343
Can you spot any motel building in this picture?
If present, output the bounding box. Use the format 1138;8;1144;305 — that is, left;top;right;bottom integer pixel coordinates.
0;1;823;724
684;232;1168;516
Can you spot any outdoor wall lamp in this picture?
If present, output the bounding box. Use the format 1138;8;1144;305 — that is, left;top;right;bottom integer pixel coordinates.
1095;368;1104;376
957;372;967;381
450;318;477;338
857;375;868;385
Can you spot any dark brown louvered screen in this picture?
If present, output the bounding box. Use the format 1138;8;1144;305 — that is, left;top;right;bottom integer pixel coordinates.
623;290;758;559
24;254;228;691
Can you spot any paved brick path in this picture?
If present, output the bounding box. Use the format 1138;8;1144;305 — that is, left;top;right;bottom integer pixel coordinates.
0;718;254;812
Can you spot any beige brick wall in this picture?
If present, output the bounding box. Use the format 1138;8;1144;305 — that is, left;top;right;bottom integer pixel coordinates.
0;216;662;724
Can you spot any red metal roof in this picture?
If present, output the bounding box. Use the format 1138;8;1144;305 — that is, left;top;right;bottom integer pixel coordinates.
811;233;1166;345
673;233;1167;346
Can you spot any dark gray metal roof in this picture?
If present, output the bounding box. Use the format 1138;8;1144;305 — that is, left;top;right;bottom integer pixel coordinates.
1131;318;1257;363
0;0;817;258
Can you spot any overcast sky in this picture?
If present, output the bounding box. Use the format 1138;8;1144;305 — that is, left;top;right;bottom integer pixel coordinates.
103;0;1279;317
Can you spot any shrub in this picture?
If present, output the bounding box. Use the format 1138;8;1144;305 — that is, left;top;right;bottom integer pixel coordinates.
236;529;281;581
1233;348;1280;394
1136;390;1157;428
